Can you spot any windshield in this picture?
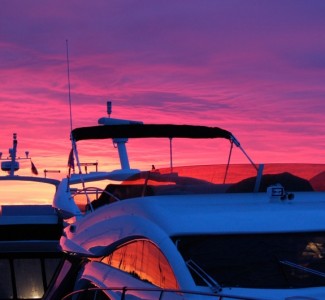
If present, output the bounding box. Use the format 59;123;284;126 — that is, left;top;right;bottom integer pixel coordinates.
173;232;325;288
120;163;325;193
71;163;325;211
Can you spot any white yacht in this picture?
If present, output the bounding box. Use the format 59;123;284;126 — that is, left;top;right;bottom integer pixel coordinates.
0;134;63;300
47;103;325;300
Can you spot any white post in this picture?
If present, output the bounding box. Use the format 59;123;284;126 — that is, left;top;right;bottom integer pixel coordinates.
113;138;130;170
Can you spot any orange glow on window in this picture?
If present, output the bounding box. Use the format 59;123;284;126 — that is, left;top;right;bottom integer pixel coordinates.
103;240;178;289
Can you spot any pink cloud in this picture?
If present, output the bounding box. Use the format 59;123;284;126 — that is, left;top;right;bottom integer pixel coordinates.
0;0;325;181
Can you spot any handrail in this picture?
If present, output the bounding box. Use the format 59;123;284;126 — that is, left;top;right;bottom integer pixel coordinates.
280;260;325;278
71;186;121;213
0;175;60;187
186;259;222;292
72;186;121;202
61;286;265;300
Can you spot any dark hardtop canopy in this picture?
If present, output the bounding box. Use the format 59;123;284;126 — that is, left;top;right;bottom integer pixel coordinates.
71;124;233;142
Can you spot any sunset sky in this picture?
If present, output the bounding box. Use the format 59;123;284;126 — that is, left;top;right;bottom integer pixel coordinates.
1;0;325;179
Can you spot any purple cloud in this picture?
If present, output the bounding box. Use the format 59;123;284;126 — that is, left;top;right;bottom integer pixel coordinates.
0;0;325;177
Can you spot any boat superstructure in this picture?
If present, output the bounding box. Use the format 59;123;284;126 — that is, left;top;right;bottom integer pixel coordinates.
0;134;63;300
47;102;325;300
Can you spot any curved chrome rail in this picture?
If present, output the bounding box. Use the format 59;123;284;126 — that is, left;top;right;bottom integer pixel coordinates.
62;286;265;300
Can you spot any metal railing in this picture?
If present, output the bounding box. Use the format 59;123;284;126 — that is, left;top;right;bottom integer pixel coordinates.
62;286;265;300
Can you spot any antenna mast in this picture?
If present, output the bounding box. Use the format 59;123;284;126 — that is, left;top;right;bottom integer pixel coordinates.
66;39;73;131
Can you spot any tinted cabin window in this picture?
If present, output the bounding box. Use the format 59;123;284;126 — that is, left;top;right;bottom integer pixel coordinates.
0;255;61;300
102;240;178;289
0;259;13;299
44;258;61;287
14;259;44;298
175;232;325;288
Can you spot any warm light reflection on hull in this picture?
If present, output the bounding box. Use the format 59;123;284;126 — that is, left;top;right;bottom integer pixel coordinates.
102;240;179;289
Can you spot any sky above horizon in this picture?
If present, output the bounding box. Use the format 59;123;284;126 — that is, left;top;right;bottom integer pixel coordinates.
1;0;325;179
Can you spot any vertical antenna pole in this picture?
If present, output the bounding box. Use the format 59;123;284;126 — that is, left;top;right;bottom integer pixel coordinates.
9;133;17;176
107;101;112;118
66;40;73;132
169;138;173;173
